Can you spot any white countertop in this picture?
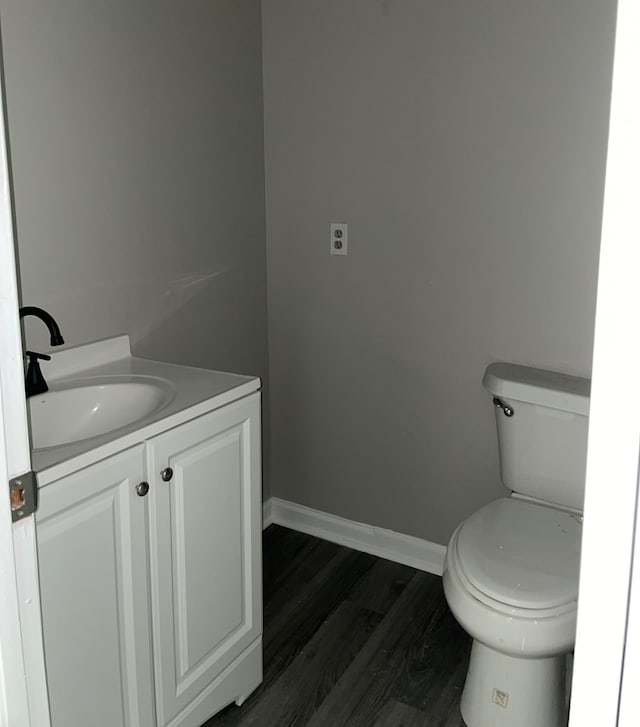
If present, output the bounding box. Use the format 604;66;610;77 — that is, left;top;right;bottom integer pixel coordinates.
32;336;260;486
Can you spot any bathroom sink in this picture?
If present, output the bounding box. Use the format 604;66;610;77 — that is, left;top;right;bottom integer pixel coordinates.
28;376;173;449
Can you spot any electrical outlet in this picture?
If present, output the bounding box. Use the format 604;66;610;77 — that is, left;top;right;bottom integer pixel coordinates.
330;223;348;256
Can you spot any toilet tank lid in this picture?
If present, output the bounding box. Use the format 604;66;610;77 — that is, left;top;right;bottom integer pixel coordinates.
483;363;590;415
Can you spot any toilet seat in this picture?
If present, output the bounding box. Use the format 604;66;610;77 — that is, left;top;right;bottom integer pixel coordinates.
443;500;580;658
453;498;581;611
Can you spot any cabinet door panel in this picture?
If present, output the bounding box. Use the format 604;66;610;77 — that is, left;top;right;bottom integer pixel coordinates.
148;394;262;726
174;428;243;675
36;446;154;727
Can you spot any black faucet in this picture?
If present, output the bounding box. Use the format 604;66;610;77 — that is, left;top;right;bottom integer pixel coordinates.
19;306;65;397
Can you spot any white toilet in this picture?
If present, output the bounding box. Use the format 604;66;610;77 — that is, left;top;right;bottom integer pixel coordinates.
443;362;589;727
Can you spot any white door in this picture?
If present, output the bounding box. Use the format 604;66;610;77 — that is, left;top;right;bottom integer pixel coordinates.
36;446;155;727
147;395;262;727
0;31;50;727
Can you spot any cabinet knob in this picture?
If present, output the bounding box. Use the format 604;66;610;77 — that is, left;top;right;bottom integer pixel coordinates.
161;467;173;482
136;481;150;497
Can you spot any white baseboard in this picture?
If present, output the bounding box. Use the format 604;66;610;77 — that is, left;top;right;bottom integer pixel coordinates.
263;497;446;576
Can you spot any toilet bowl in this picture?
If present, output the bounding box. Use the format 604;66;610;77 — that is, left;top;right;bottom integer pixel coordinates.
443;364;589;727
443;498;581;727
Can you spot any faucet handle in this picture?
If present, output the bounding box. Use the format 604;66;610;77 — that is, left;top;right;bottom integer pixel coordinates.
24;351;51;398
25;350;52;362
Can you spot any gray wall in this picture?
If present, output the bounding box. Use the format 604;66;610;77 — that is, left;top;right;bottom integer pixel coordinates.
1;0;271;493
262;0;617;544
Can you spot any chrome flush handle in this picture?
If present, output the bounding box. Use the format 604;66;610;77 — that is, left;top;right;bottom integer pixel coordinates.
493;397;514;418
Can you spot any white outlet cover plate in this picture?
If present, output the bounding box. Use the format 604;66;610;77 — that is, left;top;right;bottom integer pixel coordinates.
330;223;348;256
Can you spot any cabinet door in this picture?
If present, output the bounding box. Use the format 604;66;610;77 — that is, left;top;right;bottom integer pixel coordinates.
148;393;262;727
36;446;154;727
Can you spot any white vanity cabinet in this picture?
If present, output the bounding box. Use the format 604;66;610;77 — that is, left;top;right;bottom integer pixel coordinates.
35;391;262;727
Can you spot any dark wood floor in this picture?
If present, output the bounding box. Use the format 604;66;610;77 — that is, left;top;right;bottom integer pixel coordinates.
204;525;470;727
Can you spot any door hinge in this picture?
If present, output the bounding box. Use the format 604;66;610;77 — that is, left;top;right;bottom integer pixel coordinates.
8;471;38;521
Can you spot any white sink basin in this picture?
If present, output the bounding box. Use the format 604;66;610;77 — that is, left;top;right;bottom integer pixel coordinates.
28;376;173;449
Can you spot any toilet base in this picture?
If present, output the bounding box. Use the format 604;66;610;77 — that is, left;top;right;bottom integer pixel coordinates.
460;641;568;727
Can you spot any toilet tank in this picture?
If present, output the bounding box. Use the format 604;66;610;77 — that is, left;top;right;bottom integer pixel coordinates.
483;363;590;511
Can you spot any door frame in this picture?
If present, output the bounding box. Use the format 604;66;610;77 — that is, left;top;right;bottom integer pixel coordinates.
0;1;638;725
568;0;640;725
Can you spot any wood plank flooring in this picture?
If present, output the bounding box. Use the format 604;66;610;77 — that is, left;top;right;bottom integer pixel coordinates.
204;525;470;727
